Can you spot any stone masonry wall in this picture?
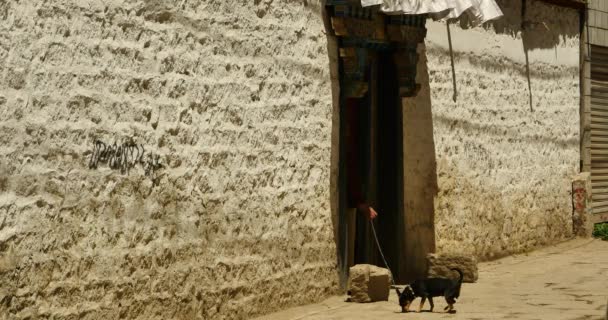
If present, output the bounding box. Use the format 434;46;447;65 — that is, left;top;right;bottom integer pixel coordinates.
426;0;580;260
0;1;336;319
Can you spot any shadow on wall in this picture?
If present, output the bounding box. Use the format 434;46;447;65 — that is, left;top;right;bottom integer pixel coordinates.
432;114;579;149
428;0;579;259
456;0;580;50
450;0;580;111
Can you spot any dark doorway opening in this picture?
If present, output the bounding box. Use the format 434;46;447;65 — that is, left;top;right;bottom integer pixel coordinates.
339;50;406;283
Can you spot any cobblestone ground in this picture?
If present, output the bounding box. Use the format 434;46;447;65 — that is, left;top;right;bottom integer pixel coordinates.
256;239;608;320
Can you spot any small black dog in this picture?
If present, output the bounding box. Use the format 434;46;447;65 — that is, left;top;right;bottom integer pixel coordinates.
395;268;463;313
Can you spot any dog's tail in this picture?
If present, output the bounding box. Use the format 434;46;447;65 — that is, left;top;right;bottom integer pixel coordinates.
450;268;464;283
450;268;464;300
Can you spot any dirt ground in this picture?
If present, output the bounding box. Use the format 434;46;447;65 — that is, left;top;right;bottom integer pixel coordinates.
256;239;608;320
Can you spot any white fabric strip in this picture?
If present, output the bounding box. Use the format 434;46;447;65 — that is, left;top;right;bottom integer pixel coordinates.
361;0;503;24
467;0;503;24
361;0;383;6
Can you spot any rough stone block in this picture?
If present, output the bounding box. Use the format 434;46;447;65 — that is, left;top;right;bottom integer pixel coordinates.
427;253;478;283
348;264;391;303
6;67;27;90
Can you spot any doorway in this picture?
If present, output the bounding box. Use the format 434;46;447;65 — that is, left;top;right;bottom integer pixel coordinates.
323;2;436;288
339;49;405;283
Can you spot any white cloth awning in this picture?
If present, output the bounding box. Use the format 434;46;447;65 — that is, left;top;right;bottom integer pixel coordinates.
361;0;503;25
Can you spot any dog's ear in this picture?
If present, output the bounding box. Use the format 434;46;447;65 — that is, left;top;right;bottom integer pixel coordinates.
403;285;414;297
395;287;402;296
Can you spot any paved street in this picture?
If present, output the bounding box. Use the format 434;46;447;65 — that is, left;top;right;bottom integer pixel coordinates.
257;239;608;320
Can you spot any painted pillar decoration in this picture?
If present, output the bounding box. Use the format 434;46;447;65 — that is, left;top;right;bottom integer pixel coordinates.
572;172;593;237
326;0;427;98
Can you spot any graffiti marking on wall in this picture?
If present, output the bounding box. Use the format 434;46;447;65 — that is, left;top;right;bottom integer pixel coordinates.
88;140;163;176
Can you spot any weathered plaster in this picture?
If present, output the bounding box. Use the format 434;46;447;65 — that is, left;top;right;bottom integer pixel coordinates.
426;0;580;259
0;1;337;319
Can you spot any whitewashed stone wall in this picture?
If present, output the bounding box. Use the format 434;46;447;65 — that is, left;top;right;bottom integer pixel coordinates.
427;0;580;259
0;1;337;319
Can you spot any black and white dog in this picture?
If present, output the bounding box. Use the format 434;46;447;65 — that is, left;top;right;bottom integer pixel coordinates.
395;268;464;313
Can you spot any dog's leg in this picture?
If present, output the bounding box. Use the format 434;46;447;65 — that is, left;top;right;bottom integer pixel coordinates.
444;295;451;310
418;297;426;312
428;297;435;312
444;296;456;313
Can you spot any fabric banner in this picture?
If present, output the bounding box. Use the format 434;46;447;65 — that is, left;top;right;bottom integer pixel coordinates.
360;0;383;6
361;0;503;25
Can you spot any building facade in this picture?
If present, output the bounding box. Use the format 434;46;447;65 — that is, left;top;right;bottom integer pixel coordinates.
0;0;588;319
0;1;337;319
582;0;608;225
